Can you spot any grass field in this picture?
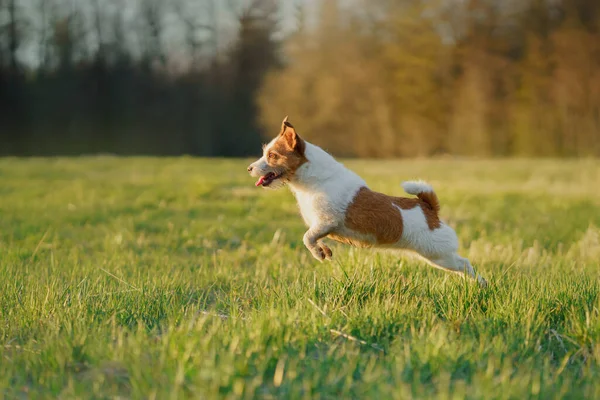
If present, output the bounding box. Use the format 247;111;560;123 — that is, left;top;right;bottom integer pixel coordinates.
1;157;600;399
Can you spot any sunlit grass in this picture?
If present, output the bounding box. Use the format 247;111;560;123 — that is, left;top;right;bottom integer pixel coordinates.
1;157;599;399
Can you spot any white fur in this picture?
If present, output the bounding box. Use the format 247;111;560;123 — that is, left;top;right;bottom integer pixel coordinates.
394;206;456;257
250;156;268;174
288;143;366;227
249;137;277;175
402;180;434;195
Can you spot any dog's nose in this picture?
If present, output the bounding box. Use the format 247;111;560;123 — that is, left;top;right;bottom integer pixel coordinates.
247;165;253;172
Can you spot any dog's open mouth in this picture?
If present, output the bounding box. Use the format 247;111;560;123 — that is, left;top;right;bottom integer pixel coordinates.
255;172;282;187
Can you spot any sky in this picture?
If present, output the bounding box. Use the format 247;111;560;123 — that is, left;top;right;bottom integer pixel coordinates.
10;0;322;68
9;0;544;68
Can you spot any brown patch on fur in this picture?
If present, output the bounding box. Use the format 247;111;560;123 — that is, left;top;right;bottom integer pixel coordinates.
328;233;375;248
392;195;440;231
265;120;307;179
416;191;440;214
329;187;440;246
342;188;405;245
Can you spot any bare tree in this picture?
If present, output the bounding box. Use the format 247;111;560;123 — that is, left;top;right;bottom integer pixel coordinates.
138;0;165;69
7;0;19;74
172;0;215;70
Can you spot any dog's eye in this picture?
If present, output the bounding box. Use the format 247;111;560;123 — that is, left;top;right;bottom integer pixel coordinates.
268;152;277;159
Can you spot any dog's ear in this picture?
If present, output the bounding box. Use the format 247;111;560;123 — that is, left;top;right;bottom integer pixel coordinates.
279;116;295;137
280;117;304;153
280;116;291;134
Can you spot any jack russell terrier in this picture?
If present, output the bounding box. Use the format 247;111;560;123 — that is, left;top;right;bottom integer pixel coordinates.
247;117;487;286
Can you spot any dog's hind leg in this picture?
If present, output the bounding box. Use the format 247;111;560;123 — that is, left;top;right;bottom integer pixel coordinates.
424;252;487;287
454;255;488;286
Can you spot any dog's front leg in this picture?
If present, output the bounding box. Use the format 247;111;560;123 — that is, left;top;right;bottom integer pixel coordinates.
303;225;333;261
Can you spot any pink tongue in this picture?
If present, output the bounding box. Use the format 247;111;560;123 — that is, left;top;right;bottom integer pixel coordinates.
255;176;266;186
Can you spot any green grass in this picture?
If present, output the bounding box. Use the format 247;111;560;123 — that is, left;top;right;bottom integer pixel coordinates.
1;157;600;399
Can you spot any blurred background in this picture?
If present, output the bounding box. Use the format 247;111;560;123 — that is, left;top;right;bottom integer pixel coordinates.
0;0;598;157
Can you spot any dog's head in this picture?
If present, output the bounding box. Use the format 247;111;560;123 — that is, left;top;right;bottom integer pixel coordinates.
247;117;307;189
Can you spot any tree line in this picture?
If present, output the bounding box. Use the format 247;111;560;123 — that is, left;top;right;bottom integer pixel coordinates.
0;0;279;156
1;0;599;157
261;0;600;157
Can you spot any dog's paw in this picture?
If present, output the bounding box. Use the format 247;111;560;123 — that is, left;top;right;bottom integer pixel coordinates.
477;275;488;288
308;246;325;262
309;244;332;262
307;241;333;262
320;244;333;260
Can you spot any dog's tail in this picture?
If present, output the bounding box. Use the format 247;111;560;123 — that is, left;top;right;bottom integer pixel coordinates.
401;181;440;214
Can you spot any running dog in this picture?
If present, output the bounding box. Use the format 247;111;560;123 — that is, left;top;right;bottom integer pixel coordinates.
247;117;487;285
